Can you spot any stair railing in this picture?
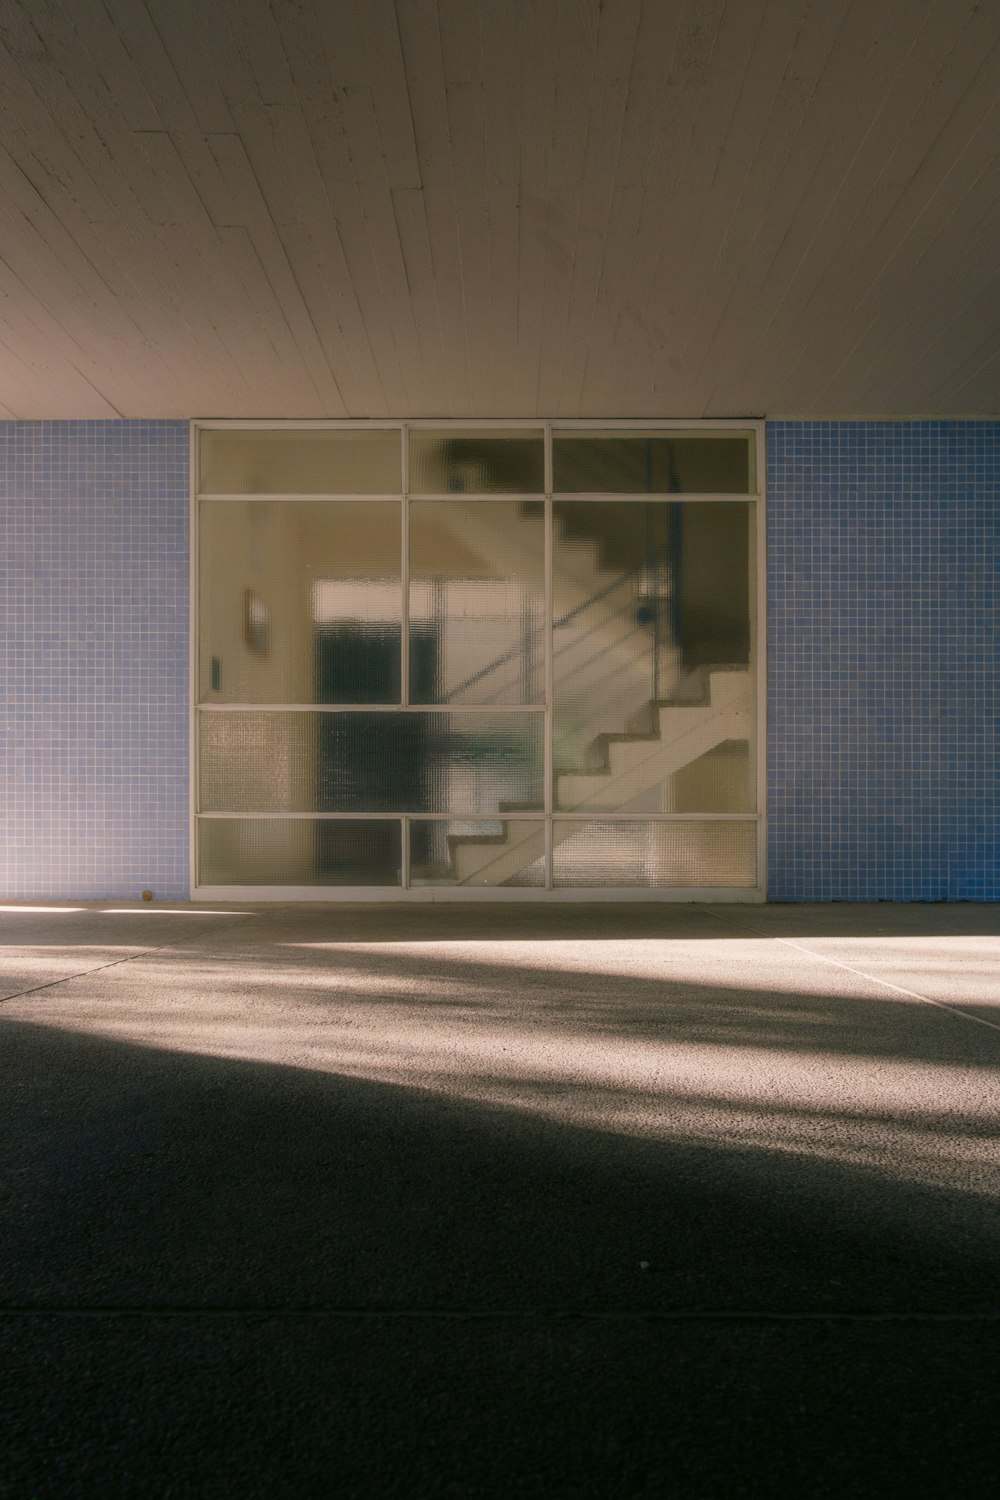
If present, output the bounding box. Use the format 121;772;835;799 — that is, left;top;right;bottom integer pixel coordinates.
441;559;660;706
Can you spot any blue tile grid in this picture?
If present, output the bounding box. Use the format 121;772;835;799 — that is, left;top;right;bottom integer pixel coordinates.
3;418;997;901
1;421;189;898
767;420;999;901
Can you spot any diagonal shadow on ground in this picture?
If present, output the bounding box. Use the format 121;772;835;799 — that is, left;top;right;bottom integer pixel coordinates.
2;1005;998;1499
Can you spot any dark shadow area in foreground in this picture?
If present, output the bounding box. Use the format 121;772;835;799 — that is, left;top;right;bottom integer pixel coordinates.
2;1313;997;1500
1;1014;998;1497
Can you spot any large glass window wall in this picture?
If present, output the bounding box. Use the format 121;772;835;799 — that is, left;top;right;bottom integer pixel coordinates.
195;423;761;894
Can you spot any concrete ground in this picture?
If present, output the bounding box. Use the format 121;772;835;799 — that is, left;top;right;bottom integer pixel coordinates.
1;900;998;1499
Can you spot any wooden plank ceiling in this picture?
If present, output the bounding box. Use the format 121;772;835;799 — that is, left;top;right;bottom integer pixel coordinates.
0;0;998;419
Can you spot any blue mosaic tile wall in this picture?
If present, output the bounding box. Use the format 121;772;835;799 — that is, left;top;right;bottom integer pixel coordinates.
767;421;1000;901
1;421;190;898
2;419;996;902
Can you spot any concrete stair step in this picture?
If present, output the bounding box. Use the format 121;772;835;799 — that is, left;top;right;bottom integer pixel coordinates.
446;667;751;884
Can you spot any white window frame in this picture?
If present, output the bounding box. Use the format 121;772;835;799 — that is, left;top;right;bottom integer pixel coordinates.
190;418;766;902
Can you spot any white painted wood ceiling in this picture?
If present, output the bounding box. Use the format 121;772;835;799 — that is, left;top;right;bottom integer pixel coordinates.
1;0;999;419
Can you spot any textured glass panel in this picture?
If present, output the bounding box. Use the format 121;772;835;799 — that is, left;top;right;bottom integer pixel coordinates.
200;711;420;813
200;711;543;814
552;502;752;810
670;740;752;813
409;820;545;887
552;820;756;887
199;501;401;704
556;734;753;815
553;430;754;493
409;501;545;704
199;428;402;494
552;502;674;785
198;819;401;885
409;429;545;494
673;505;752;668
557;695;753;814
200;711;319;812
404;713;544;814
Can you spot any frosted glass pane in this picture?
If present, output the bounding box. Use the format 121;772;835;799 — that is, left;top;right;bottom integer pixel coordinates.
198;819;400;885
409;501;545;704
556;698;753;814
552;502;752;810
552;502;672;784
405;713;544;814
200;711;543;814
555;734;753;815
409;820;545;887
199;428;401;494
199;501;401;704
200;712;320;811
200;711;415;813
553;430;754;493
552;820;756;887
409;429;544;493
672;504;751;668
670;740;752;813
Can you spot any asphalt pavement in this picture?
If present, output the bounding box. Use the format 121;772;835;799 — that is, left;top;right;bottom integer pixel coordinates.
1;900;998;1498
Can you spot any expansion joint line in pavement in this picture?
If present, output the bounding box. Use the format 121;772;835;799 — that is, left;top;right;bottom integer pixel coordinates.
697;907;1000;1035
0;1307;997;1324
0;912;264;1009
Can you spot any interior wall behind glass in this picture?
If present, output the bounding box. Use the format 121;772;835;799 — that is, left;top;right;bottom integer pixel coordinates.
677;504;751;670
199;501;401;704
200;428;402;494
199;818;401;885
409;501;545;704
